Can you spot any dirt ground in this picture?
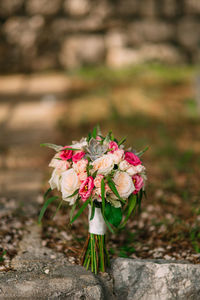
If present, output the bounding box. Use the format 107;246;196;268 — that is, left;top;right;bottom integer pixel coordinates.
1;64;200;269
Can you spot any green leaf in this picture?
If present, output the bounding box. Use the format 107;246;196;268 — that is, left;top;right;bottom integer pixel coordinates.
92;126;97;139
0;250;6;262
66;189;79;199
106;177;125;203
38;196;59;224
137;189;143;213
119;194;137;229
70;198;79;222
87;132;92;142
104;203;122;228
143;190;147;199
101;212;115;233
104;132;111;144
53;200;63;219
90;200;95;221
40;143;63;152
136;146;149;157
92;170;98;179
101;178;105;215
60;147;80;151
118;136;127;146
44;187;52;199
70;196;91;224
86;163;91;177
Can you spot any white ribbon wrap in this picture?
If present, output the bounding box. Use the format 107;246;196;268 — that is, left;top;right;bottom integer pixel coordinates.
88;205;106;235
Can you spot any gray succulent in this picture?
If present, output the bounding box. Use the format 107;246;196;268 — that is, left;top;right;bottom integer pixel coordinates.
84;138;108;161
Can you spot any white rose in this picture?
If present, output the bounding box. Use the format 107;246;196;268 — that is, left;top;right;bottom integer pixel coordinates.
126;166;137;176
49;168;62;191
92;155;114;175
113;171;135;199
126;164;146;176
119;160;130;171
60;169;80;205
108;149;124;164
135;164;146;173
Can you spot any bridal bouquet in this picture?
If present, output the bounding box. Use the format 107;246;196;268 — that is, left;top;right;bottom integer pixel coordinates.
39;126;147;274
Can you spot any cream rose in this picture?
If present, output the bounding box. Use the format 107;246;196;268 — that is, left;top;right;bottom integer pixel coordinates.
49;168;62;191
108;149;124;164
126;164;146;176
92;155;114;175
119;160;130;171
60;169;80;205
135;164;146;174
113;171;135;199
49;154;71;172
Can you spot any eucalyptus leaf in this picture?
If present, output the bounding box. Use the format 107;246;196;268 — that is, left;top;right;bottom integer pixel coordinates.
40;143;63;152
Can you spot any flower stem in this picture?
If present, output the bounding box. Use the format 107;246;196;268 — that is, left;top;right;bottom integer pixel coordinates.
81;233;109;273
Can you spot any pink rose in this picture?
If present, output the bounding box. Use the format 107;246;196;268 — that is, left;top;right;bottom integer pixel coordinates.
108;141;118;153
94;174;111;195
79;176;94;202
49;153;71;171
96;136;102;141
72;151;85;163
59;147;73;161
125;152;141;166
73;159;88;174
132;175;144;194
94;174;104;188
78;171;88;182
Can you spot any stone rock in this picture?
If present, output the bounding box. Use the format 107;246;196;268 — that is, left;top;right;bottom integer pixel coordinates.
139;44;185;64
128;20;174;44
51;17;104;34
106;44;184;67
63;0;91;16
0;225;105;300
177;17;200;50
0;0;23;17
114;0;139;16
184;0;200;14
3;16;44;49
105;30;127;48
106;47;140;67
112;258;200;300
26;0;61;15
139;0;156;17
160;0;179;17
59;35;105;69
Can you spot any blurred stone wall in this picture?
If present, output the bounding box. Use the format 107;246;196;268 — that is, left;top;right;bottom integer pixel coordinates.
0;0;200;72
